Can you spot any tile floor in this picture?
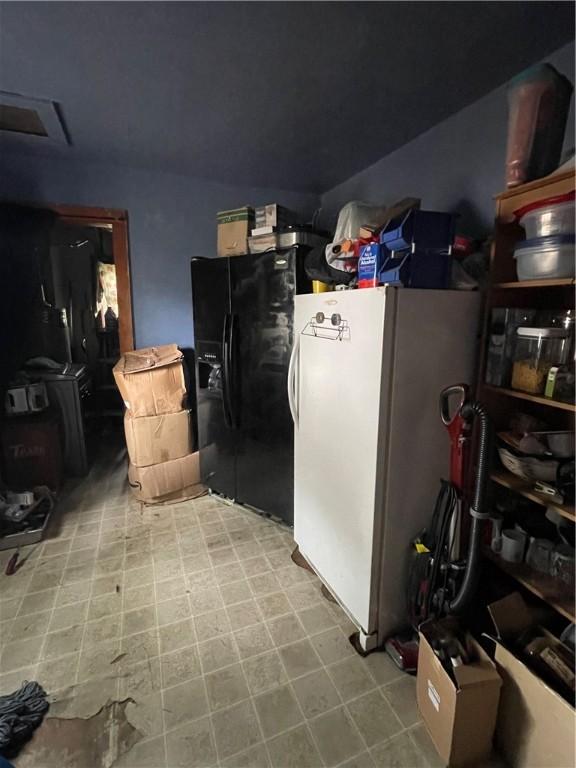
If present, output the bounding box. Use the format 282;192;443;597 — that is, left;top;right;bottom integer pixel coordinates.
0;441;501;767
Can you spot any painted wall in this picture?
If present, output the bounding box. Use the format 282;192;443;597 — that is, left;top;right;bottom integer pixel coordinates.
0;155;319;348
320;42;575;237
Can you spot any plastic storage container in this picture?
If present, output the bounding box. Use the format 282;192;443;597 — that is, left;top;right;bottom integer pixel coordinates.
511;327;570;394
505;64;573;188
515;192;575;239
379;210;454;252
513;235;575;281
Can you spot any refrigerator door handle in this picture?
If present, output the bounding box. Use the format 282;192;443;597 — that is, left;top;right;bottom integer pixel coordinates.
287;334;300;428
228;313;238;428
222;313;233;429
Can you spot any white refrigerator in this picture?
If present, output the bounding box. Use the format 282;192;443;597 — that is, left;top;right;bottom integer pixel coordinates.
289;287;480;651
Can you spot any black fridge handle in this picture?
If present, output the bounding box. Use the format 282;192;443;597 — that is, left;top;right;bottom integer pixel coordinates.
228;313;238;429
222;313;233;429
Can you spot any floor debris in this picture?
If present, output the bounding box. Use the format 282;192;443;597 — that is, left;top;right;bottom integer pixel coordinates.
14;699;141;768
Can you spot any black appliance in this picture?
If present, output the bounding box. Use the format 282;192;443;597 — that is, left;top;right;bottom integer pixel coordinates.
191;247;312;524
27;363;92;476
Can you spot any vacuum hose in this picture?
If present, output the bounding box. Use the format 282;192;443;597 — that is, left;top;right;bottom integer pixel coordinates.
448;400;491;614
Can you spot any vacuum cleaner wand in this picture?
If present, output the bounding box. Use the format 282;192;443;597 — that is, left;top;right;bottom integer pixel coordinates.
448;397;491;613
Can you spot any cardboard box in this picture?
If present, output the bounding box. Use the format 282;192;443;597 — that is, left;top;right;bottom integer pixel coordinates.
254;204;299;229
417;618;502;767
128;451;201;502
217;207;254;257
113;344;186;417
124;409;192;467
487;593;575;768
140;482;205;505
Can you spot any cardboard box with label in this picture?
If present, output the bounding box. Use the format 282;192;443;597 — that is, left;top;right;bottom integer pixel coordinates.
487;593;575;768
113;344;186;417
128;451;202;503
217;207;254;257
417;618;502;767
124;409;192;467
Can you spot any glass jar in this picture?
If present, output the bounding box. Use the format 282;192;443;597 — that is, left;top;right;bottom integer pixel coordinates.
551;545;575;589
511;327;569;395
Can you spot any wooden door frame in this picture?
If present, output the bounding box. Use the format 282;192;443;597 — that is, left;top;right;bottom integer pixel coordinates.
14;202;135;354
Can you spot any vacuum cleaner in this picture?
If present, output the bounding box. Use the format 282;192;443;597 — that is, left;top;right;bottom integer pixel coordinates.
385;383;491;672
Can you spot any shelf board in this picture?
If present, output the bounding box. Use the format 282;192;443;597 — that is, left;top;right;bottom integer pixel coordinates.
490;470;575;523
496;170;576;201
484;547;575;622
493;278;575;289
482;384;575;413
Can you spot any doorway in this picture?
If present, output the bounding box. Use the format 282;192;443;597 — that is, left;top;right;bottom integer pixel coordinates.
43;203;133;355
0;201;133;476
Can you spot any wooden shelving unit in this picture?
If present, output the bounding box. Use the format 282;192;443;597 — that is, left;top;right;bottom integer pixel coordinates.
490;469;575;523
483;384;576;413
494;278;575;290
483;548;575;622
478;170;575;620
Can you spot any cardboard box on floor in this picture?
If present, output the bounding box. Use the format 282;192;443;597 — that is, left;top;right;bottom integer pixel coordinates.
417;618;502;767
487;592;575;768
128;451;202;503
217;207;254;257
124;409;192;467
113;344;186;417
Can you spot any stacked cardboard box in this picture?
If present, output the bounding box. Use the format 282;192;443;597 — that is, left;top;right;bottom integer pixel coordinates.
113;344;203;503
217;207;254;257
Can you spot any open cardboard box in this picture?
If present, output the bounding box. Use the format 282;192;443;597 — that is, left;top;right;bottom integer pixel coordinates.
113;344;187;417
487;592;575;768
417;617;502;767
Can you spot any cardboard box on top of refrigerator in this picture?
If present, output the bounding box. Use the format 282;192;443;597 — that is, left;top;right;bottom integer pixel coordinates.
113;344;186;417
486;593;575;768
128;451;202;503
254;204;300;230
417;617;502;767
124;409;192;467
217;207;254;257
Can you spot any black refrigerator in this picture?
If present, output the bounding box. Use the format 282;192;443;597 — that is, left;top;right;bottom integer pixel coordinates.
191;247;311;525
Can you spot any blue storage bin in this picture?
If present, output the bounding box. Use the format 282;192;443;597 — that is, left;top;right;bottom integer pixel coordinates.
379;210;455;253
378;248;452;289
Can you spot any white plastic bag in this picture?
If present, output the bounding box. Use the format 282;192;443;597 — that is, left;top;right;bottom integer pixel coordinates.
333;201;389;242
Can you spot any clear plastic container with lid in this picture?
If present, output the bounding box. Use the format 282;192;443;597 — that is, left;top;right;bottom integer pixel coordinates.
511;327;570;394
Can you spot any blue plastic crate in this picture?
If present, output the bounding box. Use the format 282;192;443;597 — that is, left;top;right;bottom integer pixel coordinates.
378;249;452;289
379;210;454;253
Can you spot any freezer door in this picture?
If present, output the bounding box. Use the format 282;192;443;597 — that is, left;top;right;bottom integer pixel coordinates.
230;249;299;523
293;288;393;634
191;258;236;499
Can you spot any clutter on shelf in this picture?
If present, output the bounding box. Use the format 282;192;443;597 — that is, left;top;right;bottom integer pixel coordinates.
485;308;575;403
486;408;575;605
512;191;575;282
113;344;203;504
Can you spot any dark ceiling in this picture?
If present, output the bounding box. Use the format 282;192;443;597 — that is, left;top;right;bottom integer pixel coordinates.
0;2;573;192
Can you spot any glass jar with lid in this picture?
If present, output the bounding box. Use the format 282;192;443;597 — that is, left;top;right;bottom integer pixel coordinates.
511;327;569;394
